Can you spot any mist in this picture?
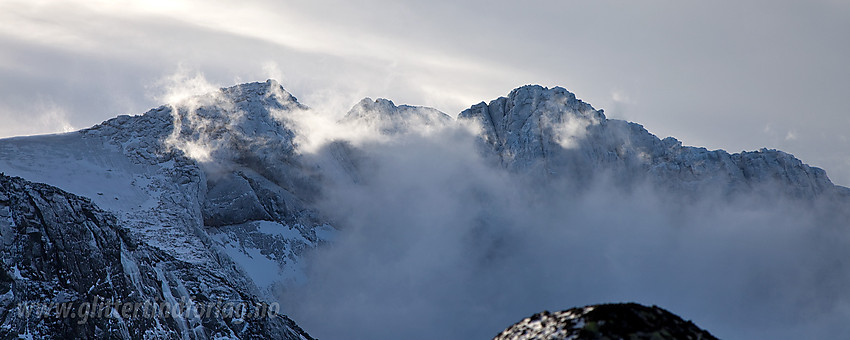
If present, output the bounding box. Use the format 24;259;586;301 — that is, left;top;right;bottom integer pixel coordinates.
272;103;850;339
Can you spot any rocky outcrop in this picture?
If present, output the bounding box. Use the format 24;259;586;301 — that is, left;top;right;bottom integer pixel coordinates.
493;303;717;340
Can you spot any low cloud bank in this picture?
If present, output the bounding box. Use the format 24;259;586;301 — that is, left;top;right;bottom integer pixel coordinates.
278;107;850;340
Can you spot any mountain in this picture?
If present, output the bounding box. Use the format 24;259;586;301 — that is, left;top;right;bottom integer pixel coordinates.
493;303;717;340
0;79;847;339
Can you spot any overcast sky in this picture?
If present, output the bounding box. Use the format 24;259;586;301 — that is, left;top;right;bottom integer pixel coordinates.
1;0;848;185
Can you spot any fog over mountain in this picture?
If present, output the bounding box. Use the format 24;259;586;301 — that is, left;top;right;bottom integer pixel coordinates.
276;82;850;340
0;79;847;339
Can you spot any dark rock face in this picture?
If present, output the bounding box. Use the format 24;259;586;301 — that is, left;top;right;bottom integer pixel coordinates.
494;303;717;340
0;175;313;339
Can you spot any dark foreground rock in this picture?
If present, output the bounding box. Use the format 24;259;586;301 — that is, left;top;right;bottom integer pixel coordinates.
0;174;313;339
494;303;717;340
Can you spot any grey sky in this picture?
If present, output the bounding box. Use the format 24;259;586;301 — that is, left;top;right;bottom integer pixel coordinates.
1;0;848;186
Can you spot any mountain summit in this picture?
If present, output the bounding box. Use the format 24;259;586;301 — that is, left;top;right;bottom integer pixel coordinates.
459;85;842;198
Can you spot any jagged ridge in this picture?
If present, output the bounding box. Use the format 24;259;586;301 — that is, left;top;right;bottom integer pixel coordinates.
459;84;843;198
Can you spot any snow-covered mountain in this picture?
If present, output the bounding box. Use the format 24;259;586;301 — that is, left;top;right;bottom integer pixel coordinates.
0;79;847;339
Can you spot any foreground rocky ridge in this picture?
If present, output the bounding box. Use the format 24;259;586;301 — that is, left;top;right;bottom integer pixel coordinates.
0;174;313;339
494;303;717;340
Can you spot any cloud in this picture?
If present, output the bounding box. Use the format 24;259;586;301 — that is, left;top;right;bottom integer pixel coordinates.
785;130;798;141
611;90;632;104
261;61;286;85
152;65;221;107
154;66;226;163
0;98;76;137
275;110;850;340
37;102;76;133
549;112;598;149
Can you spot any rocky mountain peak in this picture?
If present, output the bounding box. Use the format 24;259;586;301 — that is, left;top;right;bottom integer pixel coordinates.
458;85;605;145
454;84;843;199
348;97;400;116
217;79;305;113
81;78;308;170
343;96;451;134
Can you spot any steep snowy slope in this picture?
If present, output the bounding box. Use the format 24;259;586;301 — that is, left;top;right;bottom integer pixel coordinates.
0;174;313;339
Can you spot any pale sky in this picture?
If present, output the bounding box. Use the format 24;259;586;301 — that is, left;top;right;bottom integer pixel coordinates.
1;0;849;186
